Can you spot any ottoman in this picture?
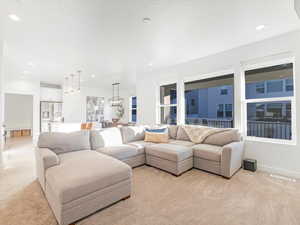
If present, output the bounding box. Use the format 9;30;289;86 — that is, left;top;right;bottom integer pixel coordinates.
44;150;132;225
145;144;193;176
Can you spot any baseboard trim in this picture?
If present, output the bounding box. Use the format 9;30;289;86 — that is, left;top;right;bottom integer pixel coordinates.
258;164;300;179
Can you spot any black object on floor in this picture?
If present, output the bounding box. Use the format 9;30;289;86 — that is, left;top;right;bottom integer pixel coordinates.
243;159;257;172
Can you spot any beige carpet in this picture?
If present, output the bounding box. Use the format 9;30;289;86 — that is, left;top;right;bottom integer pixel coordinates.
1;166;300;225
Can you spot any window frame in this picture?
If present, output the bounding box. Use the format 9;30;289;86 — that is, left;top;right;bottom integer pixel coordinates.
182;69;235;128
242;58;297;145
157;81;179;125
129;96;137;123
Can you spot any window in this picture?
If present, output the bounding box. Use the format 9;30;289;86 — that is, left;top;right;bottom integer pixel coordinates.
220;88;228;95
159;83;177;124
256;82;265;94
245;63;294;140
184;74;234;128
130;96;137;123
217;104;224;118
267;80;283;93
225;104;232;118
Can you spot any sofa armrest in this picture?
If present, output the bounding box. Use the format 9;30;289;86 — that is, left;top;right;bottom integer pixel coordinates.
220;141;244;178
35;147;59;191
36;147;60;169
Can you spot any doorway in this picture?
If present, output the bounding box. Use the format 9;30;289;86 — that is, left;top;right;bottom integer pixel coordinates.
3;93;34;151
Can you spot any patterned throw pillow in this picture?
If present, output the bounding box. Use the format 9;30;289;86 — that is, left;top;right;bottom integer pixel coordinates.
144;128;169;143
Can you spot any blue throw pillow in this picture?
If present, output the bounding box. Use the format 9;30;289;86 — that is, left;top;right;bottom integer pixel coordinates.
145;128;167;133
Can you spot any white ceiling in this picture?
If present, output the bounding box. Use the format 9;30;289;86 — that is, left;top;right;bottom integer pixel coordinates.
2;0;300;89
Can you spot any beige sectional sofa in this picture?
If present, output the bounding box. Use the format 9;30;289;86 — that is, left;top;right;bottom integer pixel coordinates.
35;125;244;225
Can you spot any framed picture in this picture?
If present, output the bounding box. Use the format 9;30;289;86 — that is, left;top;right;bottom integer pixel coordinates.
86;96;105;122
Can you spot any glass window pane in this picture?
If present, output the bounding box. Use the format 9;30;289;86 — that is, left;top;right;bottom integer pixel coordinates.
247;101;291;140
267;80;283;93
160;106;177;125
217;104;224;118
131;109;137;122
184;74;234;128
160;83;177;105
225;104;232;118
131;96;137;108
245;63;293;99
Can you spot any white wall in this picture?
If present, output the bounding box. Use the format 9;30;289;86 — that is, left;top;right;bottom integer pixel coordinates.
2;76;41;140
4;94;33;131
63;86;111;123
63;86;132;123
137;30;300;178
0;7;4;146
40;87;62;102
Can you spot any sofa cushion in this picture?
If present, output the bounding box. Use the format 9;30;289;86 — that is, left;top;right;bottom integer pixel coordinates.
121;126;148;144
168;125;178;139
176;126;190;141
145;144;193;162
203;129;241;146
46;150;131;204
90;128;123;150
146;128;167;133
193;144;222;162
38;131;90;154
96;145;144;160
128;140;156;149
169;139;195;147
144;131;169;143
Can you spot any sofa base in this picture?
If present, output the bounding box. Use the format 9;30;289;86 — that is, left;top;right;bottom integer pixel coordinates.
122;154;145;168
146;154;193;176
45;179;131;225
194;157;242;178
194;157;221;175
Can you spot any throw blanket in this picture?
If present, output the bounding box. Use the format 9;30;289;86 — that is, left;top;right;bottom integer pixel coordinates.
183;125;230;144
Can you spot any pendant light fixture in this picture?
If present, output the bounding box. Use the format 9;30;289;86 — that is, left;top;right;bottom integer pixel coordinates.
64;70;81;94
109;82;124;107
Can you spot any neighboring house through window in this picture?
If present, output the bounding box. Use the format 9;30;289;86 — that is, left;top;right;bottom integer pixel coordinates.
184;74;234;128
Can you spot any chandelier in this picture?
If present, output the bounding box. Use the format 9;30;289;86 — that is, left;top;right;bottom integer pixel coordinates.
109;82;124;107
64;70;81;94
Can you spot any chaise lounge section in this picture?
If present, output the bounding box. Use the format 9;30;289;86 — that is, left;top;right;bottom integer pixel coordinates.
36;131;132;225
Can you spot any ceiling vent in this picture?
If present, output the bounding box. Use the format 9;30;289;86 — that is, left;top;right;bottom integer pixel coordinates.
296;0;300;18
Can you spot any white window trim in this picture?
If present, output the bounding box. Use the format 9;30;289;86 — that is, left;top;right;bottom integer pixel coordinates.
157;80;179;125
182;69;235;126
242;57;297;145
129;96;137;123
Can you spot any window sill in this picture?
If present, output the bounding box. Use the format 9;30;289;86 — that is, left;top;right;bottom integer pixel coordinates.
245;136;297;146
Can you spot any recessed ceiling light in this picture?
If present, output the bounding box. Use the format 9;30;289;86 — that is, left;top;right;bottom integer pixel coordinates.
256;25;265;31
91;74;95;78
143;17;151;24
27;62;35;67
148;63;153;67
8;14;21;22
